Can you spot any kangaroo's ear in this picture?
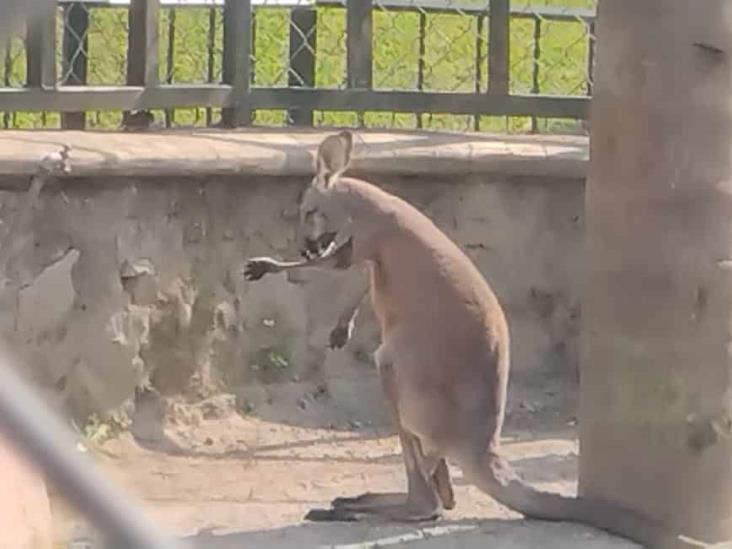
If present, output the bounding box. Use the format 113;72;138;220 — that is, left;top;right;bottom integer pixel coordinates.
314;130;354;187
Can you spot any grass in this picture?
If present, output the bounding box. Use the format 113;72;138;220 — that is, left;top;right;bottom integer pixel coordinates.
0;0;595;133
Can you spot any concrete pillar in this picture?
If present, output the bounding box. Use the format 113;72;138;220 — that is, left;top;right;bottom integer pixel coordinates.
580;0;732;543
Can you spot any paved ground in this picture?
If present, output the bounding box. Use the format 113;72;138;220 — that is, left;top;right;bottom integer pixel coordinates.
49;397;638;549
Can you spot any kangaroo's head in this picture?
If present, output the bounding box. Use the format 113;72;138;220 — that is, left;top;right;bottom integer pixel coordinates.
298;131;354;258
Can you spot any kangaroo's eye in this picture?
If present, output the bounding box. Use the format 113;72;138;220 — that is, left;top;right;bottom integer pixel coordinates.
305;209;317;220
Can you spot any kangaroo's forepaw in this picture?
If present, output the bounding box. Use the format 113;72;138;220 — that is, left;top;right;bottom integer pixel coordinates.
328;322;353;349
244;257;279;281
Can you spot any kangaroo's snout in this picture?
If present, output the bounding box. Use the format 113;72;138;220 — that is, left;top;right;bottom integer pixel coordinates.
301;231;337;259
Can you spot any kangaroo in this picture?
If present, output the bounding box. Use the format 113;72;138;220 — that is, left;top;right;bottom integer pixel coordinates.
244;132;701;549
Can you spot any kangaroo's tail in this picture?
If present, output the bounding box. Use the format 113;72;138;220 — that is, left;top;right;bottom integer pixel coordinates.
461;451;707;549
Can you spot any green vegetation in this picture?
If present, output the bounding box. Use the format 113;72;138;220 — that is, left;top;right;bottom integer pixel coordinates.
1;0;595;133
78;410;130;446
249;345;292;384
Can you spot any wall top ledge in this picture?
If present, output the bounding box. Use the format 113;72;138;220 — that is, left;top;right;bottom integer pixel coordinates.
0;129;588;181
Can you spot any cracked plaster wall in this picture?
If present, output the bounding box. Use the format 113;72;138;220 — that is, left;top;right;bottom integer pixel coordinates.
0;171;584;425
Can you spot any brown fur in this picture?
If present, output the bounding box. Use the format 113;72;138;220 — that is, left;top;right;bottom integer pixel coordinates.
244;132;701;548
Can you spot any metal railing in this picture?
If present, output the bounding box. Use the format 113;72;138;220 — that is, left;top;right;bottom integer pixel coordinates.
0;0;596;131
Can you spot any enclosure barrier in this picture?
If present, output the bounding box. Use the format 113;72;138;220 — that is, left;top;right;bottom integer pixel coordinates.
0;0;596;130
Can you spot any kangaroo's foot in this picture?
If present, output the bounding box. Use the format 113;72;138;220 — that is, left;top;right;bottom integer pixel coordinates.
332;492;405;510
305;507;440;522
306;500;440;523
306;491;441;523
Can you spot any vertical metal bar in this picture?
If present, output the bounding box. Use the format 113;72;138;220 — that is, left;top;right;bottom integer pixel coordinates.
61;2;88;129
347;0;372;126
222;0;252;127
487;0;509;96
250;8;257;85
473;13;484;131
127;0;160;86
3;37;12;128
206;6;217;126
416;11;426;129
126;0;159;128
347;0;373;88
0;0;58;51
287;6;317;127
164;8;176;127
530;15;540;133
586;19;595;96
581;18;595;135
25;0;56;89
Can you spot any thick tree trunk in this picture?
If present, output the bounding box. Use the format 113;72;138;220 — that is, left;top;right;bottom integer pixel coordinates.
580;0;732;543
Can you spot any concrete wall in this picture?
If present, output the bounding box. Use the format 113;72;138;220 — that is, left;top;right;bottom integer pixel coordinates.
0;131;588;426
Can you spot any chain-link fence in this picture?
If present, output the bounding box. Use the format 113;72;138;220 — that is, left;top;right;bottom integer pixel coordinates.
510;0;595;133
159;5;224;126
0;0;596;133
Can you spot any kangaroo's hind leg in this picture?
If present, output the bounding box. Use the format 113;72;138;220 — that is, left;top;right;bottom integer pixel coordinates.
306;427;445;522
432;457;455;510
327;439;454;512
305;351;453;522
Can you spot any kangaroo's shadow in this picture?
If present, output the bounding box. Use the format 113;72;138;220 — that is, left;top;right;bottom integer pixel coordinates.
185;517;638;548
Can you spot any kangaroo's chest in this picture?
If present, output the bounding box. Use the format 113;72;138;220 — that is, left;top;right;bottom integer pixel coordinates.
368;257;397;334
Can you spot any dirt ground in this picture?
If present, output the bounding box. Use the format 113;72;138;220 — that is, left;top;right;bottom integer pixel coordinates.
49;382;639;549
